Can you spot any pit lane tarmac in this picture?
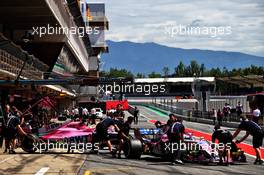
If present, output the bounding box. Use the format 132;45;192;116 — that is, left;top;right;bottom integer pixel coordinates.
77;106;263;175
0;106;263;175
78;152;262;175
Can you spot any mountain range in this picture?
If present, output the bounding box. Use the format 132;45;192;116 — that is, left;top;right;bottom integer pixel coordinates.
101;40;264;74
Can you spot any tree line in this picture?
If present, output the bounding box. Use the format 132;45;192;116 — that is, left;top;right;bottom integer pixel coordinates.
100;60;264;78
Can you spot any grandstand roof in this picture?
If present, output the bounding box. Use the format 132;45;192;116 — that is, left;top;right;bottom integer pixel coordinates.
217;75;264;88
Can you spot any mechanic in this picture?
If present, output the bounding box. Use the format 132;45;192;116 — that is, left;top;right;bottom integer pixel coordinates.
115;104;125;120
252;107;261;124
236;101;243;118
95;117;120;157
212;124;233;165
116;116;134;158
3;104;13;153
232;116;263;164
160;114;177;133
6;108;28;154
89;108;97;125
155;121;162;128
28;115;40;135
133;106;139;125
152;115;174;134
167;113;177;126
73;106;79;120
223;103;231;122
167;117;185;165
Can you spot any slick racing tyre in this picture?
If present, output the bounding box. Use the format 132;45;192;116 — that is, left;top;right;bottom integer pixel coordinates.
123;139;142;159
21;134;39;153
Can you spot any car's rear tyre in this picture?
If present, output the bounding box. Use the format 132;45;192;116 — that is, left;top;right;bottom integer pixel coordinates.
240;154;247;162
123;139;142;159
180;151;192;163
21;134;39;153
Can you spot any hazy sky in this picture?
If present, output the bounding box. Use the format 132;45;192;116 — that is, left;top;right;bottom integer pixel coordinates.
100;0;264;57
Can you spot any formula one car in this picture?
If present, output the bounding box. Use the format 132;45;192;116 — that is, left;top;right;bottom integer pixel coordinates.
134;128;219;163
20;121;143;159
134;127;246;164
17;96;141;157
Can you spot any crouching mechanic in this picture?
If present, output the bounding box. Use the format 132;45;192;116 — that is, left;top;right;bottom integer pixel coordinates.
212;125;233;165
95;117;120;157
116;116;134;158
233;117;263;164
167;118;185;165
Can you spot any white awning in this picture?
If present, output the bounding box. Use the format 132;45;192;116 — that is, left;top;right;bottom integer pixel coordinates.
44;85;76;97
134;77;215;83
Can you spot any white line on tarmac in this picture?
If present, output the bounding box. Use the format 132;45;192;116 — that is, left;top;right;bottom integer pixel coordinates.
35;167;50;175
0;155;16;164
244;153;257;159
140;113;151;120
141;108;158;120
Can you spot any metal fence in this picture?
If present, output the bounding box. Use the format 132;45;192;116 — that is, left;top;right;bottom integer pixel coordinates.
151;98;263;125
209;96;250;112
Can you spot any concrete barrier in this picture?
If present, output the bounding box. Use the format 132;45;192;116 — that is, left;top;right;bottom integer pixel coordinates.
143;104;240;128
